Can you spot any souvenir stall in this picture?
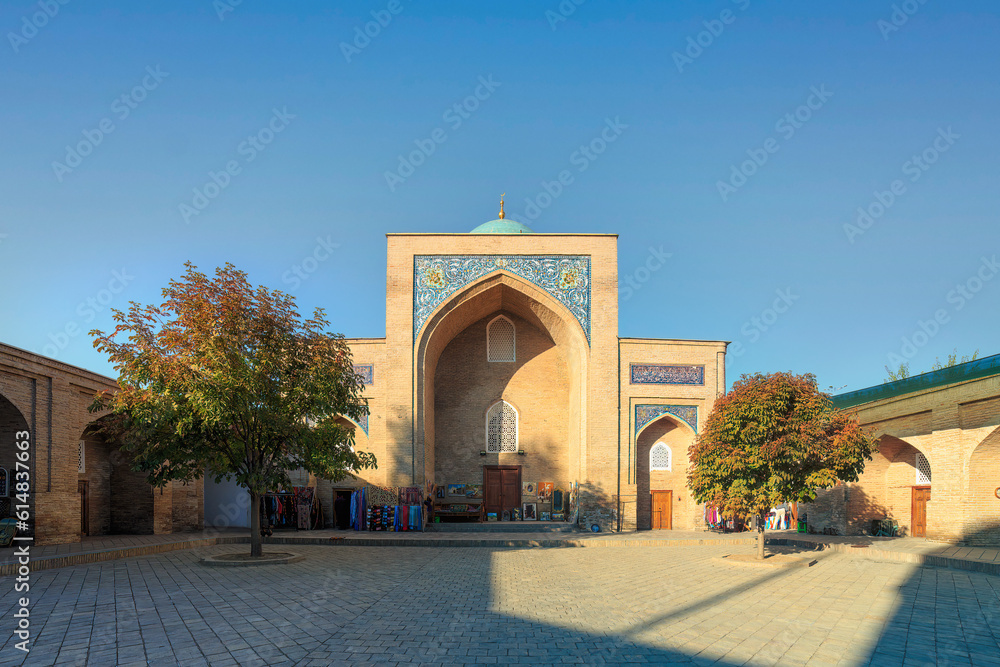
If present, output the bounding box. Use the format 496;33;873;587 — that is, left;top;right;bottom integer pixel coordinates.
260;486;322;535
348;484;424;531
705;504;746;533
764;503;799;531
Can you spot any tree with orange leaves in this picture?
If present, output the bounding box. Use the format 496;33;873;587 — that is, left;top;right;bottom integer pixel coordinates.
688;372;876;559
90;262;375;558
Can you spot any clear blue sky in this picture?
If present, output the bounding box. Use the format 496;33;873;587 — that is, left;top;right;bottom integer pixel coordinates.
1;0;997;393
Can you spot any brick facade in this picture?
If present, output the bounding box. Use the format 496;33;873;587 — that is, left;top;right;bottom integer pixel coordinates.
342;230;727;532
0;342;203;546
807;369;1000;545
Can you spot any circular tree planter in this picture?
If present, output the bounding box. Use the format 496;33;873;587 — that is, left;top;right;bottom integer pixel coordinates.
199;552;304;567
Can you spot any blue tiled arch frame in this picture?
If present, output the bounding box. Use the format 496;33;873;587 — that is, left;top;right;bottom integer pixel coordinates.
631;404;699;484
635;404;698;436
339;413;369;436
413;255;591;344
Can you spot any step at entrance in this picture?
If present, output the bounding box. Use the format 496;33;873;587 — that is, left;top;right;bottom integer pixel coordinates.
426;521;578;533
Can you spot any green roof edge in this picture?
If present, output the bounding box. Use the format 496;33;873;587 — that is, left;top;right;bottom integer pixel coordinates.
832;352;1000;411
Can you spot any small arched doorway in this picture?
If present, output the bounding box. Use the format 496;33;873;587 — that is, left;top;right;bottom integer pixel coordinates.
880;435;932;537
635;414;694;531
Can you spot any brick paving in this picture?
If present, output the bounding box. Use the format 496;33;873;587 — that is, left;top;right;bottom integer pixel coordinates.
1;542;999;666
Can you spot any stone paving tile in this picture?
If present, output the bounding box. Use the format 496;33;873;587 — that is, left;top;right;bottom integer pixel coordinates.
0;543;998;665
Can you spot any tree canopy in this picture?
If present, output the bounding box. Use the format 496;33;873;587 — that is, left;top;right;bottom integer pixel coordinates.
90;262;375;556
688;371;877;558
884;348;980;382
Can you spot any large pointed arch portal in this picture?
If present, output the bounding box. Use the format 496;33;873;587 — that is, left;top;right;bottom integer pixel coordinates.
414;268;590;492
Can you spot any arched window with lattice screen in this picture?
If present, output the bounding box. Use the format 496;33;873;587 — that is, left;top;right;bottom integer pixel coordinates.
486;400;518;453
915;452;931;485
650;442;672;471
487;315;515;362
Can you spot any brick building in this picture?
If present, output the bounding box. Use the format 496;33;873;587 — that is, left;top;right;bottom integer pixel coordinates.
4;211;727;542
303;212;728;531
0;342;204;546
806;354;1000;545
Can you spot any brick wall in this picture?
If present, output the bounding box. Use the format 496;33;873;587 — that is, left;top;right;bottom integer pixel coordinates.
618;339;726;532
827;374;1000;543
1;343;204;544
110;459;154;534
433;311;570;491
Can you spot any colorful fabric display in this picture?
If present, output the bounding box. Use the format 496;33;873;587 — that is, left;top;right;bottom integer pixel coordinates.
366;485;399;506
399;486;421;505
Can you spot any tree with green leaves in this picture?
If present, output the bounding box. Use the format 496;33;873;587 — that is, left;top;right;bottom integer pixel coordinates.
90;262;375;557
884;349;979;383
688;372;877;559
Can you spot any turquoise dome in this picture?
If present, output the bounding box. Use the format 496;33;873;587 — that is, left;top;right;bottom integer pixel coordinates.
469;218;534;234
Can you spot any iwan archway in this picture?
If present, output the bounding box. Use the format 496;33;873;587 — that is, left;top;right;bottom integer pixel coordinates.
414;272;589;503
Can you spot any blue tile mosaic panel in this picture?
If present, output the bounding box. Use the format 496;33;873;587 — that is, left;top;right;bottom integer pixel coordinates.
635;404;697;434
353;364;374;386
630;364;704;385
342;412;369;436
413;255;591;344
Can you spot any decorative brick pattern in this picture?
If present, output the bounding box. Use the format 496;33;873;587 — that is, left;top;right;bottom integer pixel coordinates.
414;255;592;343
630;364;704;385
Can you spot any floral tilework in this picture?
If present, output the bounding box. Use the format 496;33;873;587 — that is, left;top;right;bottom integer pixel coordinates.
630;364;704;385
414;255;591;344
635;404;697;435
353;364;374;386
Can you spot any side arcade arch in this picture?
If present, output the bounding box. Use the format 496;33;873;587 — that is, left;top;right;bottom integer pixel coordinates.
0;391;32;534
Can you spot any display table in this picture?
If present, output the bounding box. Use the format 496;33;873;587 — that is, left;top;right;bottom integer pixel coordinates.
434;503;483;522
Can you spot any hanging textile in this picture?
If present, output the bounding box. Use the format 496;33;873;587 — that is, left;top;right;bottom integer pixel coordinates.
399;487;421;505
366;485;399;506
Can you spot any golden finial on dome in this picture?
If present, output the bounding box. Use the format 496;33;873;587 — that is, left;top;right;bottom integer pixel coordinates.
498;193;506;219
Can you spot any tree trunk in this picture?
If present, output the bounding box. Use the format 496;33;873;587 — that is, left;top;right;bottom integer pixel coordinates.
249;489;262;558
757;514;766;560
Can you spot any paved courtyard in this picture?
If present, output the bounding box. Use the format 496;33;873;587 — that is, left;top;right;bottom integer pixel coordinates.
1;542;999;666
